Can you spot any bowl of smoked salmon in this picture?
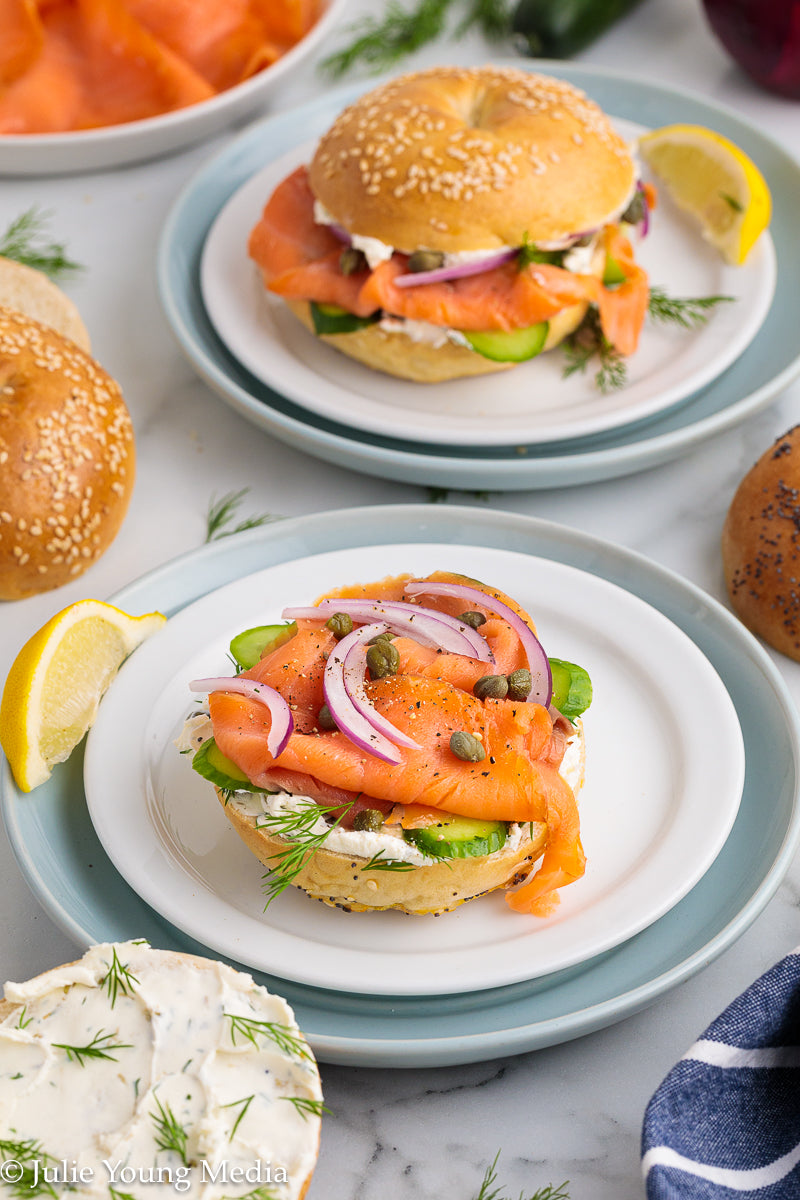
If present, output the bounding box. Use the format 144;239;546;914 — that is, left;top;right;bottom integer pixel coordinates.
0;0;350;175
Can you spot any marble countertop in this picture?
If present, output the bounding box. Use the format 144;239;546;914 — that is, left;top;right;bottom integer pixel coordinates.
3;0;800;1196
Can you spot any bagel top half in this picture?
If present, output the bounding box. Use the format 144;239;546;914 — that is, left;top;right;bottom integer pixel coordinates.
308;65;636;253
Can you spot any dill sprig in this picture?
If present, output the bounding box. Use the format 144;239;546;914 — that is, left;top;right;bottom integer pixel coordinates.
0;207;83;279
100;946;139;1008
562;310;627;394
205;489;283;543
221;1189;279;1200
109;1189;138;1200
52;1029;133;1067
225;1012;313;1061
150;1096;189;1165
221;1094;254;1141
0;1139;58;1199
256;797;354;905
322;0;514;75
15;1006;32;1029
360;851;416;872
474;1153;570;1200
647;285;734;330
281;1096;331;1120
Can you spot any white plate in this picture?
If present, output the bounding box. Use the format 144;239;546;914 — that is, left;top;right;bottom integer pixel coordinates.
83;542;745;997
0;0;349;175
200;125;776;449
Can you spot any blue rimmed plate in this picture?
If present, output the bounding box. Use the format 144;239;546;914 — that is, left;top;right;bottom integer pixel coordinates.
158;63;800;489
2;505;799;1066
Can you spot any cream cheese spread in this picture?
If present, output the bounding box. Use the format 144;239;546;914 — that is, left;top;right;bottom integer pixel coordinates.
0;942;321;1200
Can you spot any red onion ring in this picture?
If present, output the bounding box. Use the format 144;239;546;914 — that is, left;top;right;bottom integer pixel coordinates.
189;676;293;758
341;627;420;751
403;581;552;706
637;181;651;238
323;622;407;764
282;599;493;662
393;248;517;288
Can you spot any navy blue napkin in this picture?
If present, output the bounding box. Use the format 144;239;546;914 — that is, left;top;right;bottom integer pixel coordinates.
641;950;800;1197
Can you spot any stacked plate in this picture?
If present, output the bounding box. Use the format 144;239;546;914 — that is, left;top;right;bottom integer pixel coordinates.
158;63;800;490
3;506;799;1066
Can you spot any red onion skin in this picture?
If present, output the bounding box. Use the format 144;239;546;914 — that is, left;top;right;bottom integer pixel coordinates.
701;0;800;98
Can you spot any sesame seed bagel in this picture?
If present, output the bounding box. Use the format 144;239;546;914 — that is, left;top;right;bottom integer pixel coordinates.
218;720;585;916
0;307;134;600
285;292;592;382
309;65;636;252
722;424;800;660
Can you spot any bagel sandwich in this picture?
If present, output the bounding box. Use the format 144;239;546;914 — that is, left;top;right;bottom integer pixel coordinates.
248;65;651;383
184;571;593;916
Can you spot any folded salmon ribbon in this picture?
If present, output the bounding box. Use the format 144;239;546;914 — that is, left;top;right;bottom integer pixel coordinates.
0;0;320;133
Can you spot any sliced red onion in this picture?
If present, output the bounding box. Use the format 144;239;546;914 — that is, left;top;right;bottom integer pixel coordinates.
403;581;552;707
341;626;420;751
323;622;406;764
637;181;651;238
328;223;351;244
393;248;517;288
189;676;293;758
282;598;493;663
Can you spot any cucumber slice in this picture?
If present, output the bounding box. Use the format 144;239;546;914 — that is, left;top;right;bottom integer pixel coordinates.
464;322;549;363
602;254;627;287
310;302;380;335
192;737;263;793
230;621;297;669
403;815;508;859
549;658;593;720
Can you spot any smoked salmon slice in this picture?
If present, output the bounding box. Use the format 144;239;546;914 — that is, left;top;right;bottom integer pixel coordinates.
248;164;649;355
0;0;320;134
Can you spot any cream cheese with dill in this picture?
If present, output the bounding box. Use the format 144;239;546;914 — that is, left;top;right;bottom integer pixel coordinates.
0;942;321;1200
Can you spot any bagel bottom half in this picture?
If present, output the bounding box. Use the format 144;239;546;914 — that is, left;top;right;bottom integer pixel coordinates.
218;721;585;915
284;296;591;384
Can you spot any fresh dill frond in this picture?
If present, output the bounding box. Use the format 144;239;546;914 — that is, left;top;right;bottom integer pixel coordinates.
109;1188;138;1200
0;1139;58;1199
281;1096;331;1120
473;1153;570;1200
221;1189;279;1200
0;208;83;279
221;1094;254;1141
517;234;565;270
205;489;283;543
256;797;354;905
562;310;628;394
225;1013;313;1062
322;0;456;76
456;0;512;38
100;946;139;1008
150;1095;189;1165
360;851;416;872
52;1029;133;1067
647;285;735;330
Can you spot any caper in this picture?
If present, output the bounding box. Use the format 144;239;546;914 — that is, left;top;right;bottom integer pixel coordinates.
317;703;338;730
407;249;445;273
340;246;367;276
621;191;646;227
459;610;487;630
353;808;385;832
368;631;396;646
507;668;532;701
325;612;353;639
366;640;400;678
474;674;509;701
449;730;486;763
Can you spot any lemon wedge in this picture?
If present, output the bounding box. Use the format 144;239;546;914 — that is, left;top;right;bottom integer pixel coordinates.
0;600;166;792
638;123;771;265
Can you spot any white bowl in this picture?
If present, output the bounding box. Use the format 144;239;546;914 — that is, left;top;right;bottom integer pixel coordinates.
0;0;350;176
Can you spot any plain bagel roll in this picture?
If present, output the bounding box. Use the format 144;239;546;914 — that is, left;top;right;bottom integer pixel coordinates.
0;306;134;600
0;942;322;1200
0;256;91;351
218;719;585;916
309;65;636;251
722;424;800;660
